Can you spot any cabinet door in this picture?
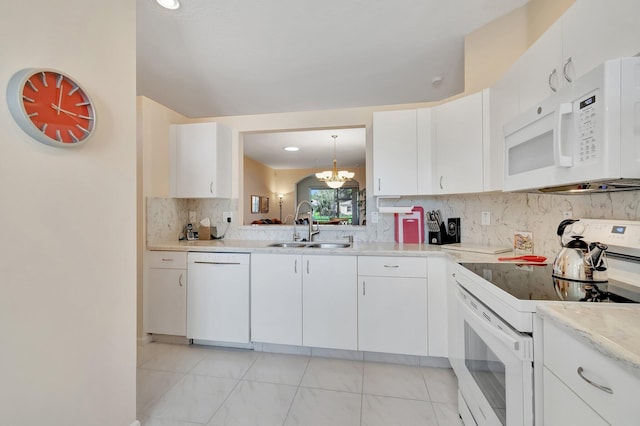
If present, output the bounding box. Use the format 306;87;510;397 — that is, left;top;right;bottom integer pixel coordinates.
518;20;564;111
302;255;357;350
358;276;427;356
146;268;186;336
434;91;485;194
416;107;435;195
169;122;232;198
488;65;519;192
562;0;640;83
543;367;608;426
250;254;302;346
372;109;418;196
427;257;447;357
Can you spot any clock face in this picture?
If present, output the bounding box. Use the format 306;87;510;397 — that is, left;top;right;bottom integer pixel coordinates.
6;69;96;147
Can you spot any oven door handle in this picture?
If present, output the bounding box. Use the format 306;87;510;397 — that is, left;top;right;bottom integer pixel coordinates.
458;292;531;361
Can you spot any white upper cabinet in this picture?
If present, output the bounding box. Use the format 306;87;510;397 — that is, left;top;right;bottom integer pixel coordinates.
562;0;640;81
373;108;435;196
433;90;489;195
518;20;564;110
372;109;418;196
169;122;232;198
488;66;519;192
517;0;640;113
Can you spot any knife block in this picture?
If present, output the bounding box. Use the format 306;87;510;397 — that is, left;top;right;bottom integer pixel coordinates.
428;217;460;245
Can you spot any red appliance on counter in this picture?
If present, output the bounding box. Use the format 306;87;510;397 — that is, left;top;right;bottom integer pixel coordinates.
394;206;424;243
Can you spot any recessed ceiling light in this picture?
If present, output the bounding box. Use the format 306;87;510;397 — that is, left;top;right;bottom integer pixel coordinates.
283;146;299;152
156;0;180;10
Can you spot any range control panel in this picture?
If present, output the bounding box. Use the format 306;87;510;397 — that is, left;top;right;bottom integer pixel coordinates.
563;219;640;256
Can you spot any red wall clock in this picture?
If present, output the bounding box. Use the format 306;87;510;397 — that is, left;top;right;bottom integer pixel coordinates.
6;68;97;147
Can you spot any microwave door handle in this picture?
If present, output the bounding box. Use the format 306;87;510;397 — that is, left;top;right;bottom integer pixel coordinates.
555;102;574;167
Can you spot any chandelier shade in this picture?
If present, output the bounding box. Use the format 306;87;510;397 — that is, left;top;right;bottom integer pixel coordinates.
315;135;355;189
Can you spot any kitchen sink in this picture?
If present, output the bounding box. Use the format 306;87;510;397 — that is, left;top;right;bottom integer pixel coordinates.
268;242;309;248
308;242;351;249
267;242;352;249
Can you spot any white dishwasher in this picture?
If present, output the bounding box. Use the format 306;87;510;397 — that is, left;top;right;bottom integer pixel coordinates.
187;252;250;344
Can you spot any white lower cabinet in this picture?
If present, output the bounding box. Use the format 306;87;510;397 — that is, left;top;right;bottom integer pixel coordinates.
250;253;302;346
543;367;608;426
302;255;358;350
542;319;639;425
145;251;187;336
251;253;357;350
357;256;428;356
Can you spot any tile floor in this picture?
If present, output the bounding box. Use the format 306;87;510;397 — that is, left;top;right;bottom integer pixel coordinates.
137;342;462;426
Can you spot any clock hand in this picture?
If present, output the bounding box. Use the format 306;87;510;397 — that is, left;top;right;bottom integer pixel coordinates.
56;79;64;115
50;103;78;117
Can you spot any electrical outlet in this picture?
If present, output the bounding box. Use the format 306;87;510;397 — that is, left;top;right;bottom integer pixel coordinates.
223;211;233;222
370;212;379;224
188;211;196;223
481;211;491;226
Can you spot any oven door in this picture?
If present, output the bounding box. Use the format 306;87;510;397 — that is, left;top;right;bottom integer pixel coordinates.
454;286;533;426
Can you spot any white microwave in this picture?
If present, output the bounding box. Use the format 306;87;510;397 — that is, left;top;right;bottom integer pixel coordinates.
503;57;640;193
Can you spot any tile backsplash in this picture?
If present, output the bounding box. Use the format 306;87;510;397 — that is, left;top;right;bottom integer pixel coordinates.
146;190;640;256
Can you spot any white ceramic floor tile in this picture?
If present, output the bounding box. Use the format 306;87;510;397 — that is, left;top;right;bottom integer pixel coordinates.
140;348;208;374
242;353;310;385
140;416;203;426
300;357;363;393
208;380;297;426
284;387;361;426
146;374;238;424
191;349;259;379
361;394;439;426
363;362;429;400
137;368;184;415
432;402;463;426
422;367;458;403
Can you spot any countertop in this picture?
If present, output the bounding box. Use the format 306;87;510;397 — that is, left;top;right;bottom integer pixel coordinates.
147;239;519;263
537;303;640;379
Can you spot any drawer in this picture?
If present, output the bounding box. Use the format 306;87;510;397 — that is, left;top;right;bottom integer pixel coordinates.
147;251;187;269
543;320;639;425
358;256;427;278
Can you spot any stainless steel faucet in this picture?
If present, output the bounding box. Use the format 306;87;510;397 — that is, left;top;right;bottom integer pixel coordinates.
293;200;320;242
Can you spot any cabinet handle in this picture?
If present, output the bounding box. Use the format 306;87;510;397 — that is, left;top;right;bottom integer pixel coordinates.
439;176;443;190
577;367;613;394
563;57;573;83
209;182;214;194
161;258;173;262
383;264;399;268
452;272;456;278
178;273;184;287
363;281;366;296
294;259;297;274
378;178;381;192
548;68;558;92
306;259;310;274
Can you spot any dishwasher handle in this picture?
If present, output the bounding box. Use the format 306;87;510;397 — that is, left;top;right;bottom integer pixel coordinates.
193;261;242;265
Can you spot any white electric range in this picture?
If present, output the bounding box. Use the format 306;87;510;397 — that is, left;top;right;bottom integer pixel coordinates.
447;219;640;426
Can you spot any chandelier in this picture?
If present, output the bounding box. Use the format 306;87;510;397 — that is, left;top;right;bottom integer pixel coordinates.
315;135;355;189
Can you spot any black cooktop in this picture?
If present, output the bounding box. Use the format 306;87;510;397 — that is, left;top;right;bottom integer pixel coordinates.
459;262;640;303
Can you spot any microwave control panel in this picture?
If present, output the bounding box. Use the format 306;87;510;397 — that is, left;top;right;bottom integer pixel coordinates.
577;91;598;163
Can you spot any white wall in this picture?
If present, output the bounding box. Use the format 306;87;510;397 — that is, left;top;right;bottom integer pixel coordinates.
0;1;137;425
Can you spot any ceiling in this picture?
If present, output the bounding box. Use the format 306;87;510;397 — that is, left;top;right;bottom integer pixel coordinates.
244;128;366;170
137;0;529;118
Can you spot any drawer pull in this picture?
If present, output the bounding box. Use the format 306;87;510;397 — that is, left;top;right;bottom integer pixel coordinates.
383;265;399;268
161;258;173;262
178;273;184;287
577;367;613;394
